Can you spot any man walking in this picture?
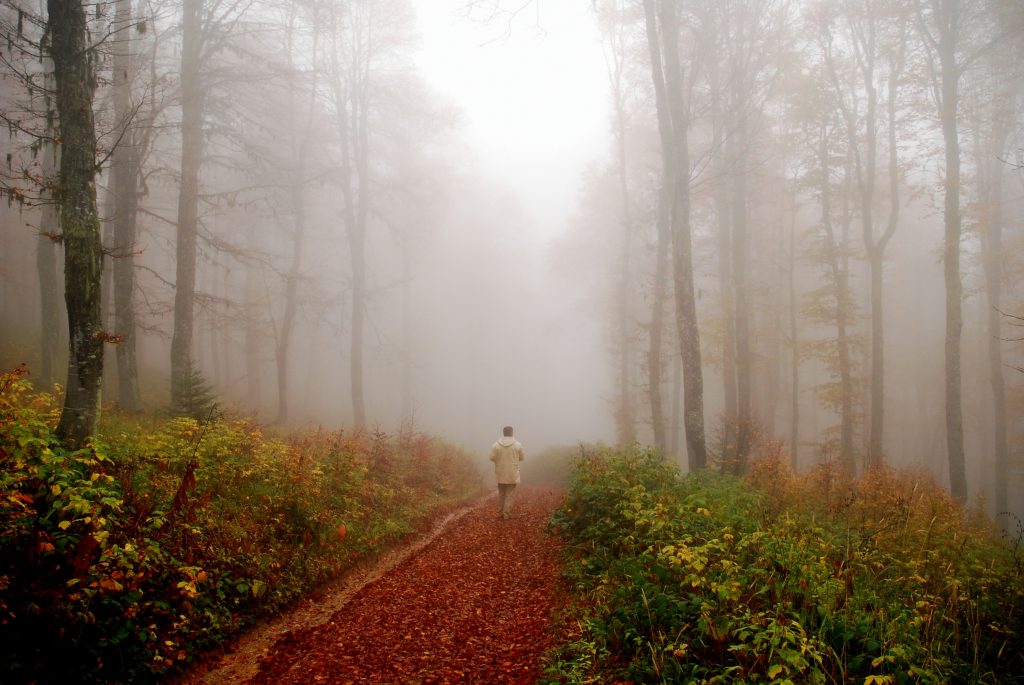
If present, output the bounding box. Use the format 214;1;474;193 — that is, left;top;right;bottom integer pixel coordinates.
489;426;524;519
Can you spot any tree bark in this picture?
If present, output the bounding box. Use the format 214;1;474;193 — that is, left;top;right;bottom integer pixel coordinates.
728;123;752;474
977;109;1009;519
936;0;967;501
170;0;204;410
983;162;1007;517
641;0;671;454
818;130;855;470
332;28;369;429
49;0;104;449
37;113;62;389
658;0;706;470
788;191;799;470
110;0;142;411
612;47;636;446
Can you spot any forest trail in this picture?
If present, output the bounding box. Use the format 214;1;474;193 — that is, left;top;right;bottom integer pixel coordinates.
184;487;566;685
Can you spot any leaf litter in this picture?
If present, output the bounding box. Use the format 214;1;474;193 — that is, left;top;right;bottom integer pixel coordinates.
184;487;565;684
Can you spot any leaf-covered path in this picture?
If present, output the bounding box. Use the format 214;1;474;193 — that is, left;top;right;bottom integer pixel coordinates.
194;487;565;684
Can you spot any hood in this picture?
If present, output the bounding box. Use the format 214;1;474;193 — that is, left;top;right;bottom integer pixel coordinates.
497;437;517;447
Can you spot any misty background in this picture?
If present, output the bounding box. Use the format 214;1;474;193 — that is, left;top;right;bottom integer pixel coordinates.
2;0;1023;524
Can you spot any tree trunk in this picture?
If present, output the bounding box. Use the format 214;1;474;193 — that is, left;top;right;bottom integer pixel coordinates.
818;131;855;469
983;164;1007;518
170;0;204;411
711;86;737;461
788;191;799;470
334;53;369;429
275;8;313;425
641;0;671;454
728;124;752;474
49;0;104;449
937;0;967;501
613;71;636;446
658;0;706;470
400;249;414;426
648;187;669;452
110;0;142;411
37;118;62;389
978;117;1009;519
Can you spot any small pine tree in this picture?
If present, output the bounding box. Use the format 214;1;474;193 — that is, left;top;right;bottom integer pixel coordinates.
169;361;219;421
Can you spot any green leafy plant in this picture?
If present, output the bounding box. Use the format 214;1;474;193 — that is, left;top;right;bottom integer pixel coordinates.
545;448;1024;684
0;366;482;683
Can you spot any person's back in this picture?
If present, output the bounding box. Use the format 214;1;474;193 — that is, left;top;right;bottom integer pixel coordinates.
489;426;524;518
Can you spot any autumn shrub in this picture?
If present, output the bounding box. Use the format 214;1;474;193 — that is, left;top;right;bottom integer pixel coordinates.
546;448;1024;684
0;366;482;683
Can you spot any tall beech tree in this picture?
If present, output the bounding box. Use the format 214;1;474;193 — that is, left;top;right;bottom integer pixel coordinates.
109;0;143;411
915;0;975;500
642;0;707;469
598;0;639;446
48;0;104;448
169;0;204;412
820;0;908;466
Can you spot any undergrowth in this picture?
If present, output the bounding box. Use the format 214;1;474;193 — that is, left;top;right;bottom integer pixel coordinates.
545;446;1024;684
0;365;482;683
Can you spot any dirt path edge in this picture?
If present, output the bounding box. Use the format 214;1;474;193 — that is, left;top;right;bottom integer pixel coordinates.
176;491;494;685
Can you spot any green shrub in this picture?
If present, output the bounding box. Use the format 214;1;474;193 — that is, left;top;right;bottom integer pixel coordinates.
546;449;1024;684
0;366;482;683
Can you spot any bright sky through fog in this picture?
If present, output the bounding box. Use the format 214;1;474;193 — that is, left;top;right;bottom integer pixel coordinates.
414;2;610;237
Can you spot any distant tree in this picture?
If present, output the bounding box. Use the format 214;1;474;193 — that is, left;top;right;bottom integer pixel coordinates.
596;0;641;446
169;0;205;412
704;0;789;473
274;0;319;424
108;0;146;411
642;0;706;469
48;0;105;448
820;0;908;467
320;0;420;429
914;0;996;501
965;14;1022;520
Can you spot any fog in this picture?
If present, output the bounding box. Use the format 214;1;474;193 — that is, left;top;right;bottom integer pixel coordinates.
2;0;1024;522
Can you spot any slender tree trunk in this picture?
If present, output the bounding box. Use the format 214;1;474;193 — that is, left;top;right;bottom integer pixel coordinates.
37;115;62;388
335;53;370;429
788;191;799;470
101;182;115;399
728;124;752;474
648;191;669;452
275;8;314;425
613;79;636;445
110;0;141;410
350;75;370;429
711;85;737;458
979;125;1008;518
245;258;263;412
276;199;303;423
984;176;1007;518
170;0;204;409
669;344;682;460
659;0;706;470
50;0;104;449
937;0;967;501
819;131;854;469
400;249;414;425
641;0;672;454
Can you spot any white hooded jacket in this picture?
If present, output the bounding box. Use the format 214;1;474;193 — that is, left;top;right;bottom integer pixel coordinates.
489;436;524;485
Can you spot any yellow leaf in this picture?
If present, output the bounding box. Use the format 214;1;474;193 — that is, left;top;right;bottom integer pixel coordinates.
59;520;71;530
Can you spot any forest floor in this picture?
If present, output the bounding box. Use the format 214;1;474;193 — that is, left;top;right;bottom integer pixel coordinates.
180;487;567;685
